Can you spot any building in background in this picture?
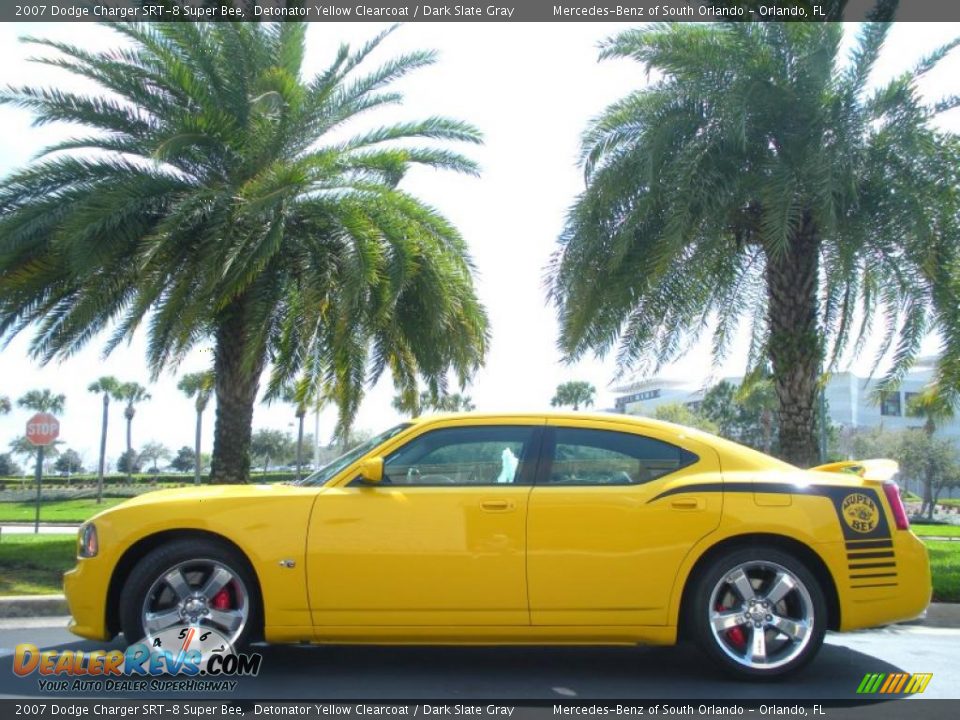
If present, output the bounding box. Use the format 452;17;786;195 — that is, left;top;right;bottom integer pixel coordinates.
610;356;960;497
613;356;959;439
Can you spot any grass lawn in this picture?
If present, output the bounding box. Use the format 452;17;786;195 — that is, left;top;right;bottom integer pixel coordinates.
928;540;960;603
0;534;75;595
912;523;960;538
0;498;127;523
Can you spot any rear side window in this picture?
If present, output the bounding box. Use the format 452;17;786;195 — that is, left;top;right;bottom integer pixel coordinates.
545;428;698;486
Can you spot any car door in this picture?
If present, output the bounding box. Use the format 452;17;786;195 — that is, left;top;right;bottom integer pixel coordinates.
527;418;722;627
307;420;542;629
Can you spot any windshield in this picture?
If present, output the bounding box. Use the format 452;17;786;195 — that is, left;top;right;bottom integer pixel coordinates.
296;423;411;487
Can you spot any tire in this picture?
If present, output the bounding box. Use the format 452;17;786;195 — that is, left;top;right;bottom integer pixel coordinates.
688;546;827;680
119;538;261;650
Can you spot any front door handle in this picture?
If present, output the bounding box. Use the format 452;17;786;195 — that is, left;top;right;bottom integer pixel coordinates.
480;500;514;512
670;497;704;511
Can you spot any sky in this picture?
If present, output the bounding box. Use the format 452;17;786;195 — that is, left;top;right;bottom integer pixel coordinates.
0;21;957;470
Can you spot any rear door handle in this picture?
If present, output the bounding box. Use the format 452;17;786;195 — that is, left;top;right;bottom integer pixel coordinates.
480;500;514;512
670;497;704;511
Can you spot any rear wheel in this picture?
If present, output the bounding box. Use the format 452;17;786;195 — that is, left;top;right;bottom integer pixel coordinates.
689;547;827;679
119;539;260;649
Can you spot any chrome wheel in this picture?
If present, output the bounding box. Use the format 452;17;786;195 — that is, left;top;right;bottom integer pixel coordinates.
140;559;249;648
708;560;814;671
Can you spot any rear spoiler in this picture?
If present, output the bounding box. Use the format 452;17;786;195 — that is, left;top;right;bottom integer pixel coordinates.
809;459;899;482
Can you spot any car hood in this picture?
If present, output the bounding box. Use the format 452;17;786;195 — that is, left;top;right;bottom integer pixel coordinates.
89;483;319;521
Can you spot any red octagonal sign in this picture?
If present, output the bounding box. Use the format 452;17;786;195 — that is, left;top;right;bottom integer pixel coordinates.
26;412;60;447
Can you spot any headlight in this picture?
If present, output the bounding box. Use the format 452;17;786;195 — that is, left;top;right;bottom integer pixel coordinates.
78;523;98;558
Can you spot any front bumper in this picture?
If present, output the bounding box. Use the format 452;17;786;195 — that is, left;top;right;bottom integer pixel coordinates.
63;557;112;641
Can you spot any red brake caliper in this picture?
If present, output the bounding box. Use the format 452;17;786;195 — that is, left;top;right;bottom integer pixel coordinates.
717;601;746;648
211;587;231;610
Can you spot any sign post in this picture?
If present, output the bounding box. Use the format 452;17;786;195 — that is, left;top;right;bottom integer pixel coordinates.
26;412;60;534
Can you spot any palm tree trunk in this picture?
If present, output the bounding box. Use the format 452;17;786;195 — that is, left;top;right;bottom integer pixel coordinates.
296;412;305;482
194;408;203;485
761;408;773;454
96;395;109;504
124;410;133;481
210;298;265;484
766;213;821;468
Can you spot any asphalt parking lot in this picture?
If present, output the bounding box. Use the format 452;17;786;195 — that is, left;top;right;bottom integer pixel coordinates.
1;618;958;701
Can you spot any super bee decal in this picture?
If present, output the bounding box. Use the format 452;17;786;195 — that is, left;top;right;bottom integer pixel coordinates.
841;492;880;534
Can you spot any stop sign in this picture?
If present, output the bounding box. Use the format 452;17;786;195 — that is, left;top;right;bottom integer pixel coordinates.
26;412;60;446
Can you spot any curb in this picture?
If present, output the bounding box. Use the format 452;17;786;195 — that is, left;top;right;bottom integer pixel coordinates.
913;603;960;628
0;594;68;619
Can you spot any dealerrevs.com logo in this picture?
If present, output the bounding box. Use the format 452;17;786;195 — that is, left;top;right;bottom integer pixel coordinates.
12;626;262;693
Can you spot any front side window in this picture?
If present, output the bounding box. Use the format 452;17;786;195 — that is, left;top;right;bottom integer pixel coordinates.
381;426;538;486
298;423;411;486
545;428;698;486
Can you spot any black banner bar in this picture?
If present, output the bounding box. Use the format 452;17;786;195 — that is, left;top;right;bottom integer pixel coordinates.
2;1;959;23
1;700;960;720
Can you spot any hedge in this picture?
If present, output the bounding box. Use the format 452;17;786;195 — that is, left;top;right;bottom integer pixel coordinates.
0;471;302;486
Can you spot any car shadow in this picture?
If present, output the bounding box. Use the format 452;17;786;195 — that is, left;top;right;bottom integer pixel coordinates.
0;635;912;702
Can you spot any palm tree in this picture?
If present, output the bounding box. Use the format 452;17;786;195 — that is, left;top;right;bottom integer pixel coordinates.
177;370;215;485
434;392;476;413
550;381;596;411
905;384;956;516
274;381;315;482
0;23;487;483
548;21;960;467
735;373;778;455
906;385;956;438
88;376;122;503
118;382;151;477
392;389;476;416
17;389;65;414
0;396;10;414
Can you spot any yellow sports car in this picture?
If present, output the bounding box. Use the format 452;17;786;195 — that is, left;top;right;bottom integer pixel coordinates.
64;413;930;679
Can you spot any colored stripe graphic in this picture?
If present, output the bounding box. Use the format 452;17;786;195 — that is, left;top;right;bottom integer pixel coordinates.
857;672;931;694
857;673;881;693
904;674;933;694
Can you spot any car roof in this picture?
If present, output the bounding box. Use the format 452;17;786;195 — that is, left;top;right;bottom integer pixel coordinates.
410;410;684;427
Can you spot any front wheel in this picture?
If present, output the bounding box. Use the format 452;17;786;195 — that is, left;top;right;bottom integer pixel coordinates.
689;547;827;680
119;539;260;650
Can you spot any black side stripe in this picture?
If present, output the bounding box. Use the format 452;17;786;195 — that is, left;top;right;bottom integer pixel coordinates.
845;539;893;549
846;551;895;560
850;573;898;579
648;479;895;545
849;562;897;570
649;481;776;502
852;583;899;589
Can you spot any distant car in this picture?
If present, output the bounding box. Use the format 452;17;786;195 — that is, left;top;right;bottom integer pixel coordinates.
64;413;930;679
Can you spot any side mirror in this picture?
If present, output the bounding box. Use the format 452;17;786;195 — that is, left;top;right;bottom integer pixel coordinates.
358;456;384;485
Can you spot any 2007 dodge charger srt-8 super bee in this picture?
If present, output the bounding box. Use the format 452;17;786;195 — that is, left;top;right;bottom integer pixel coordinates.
64;413;930;679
